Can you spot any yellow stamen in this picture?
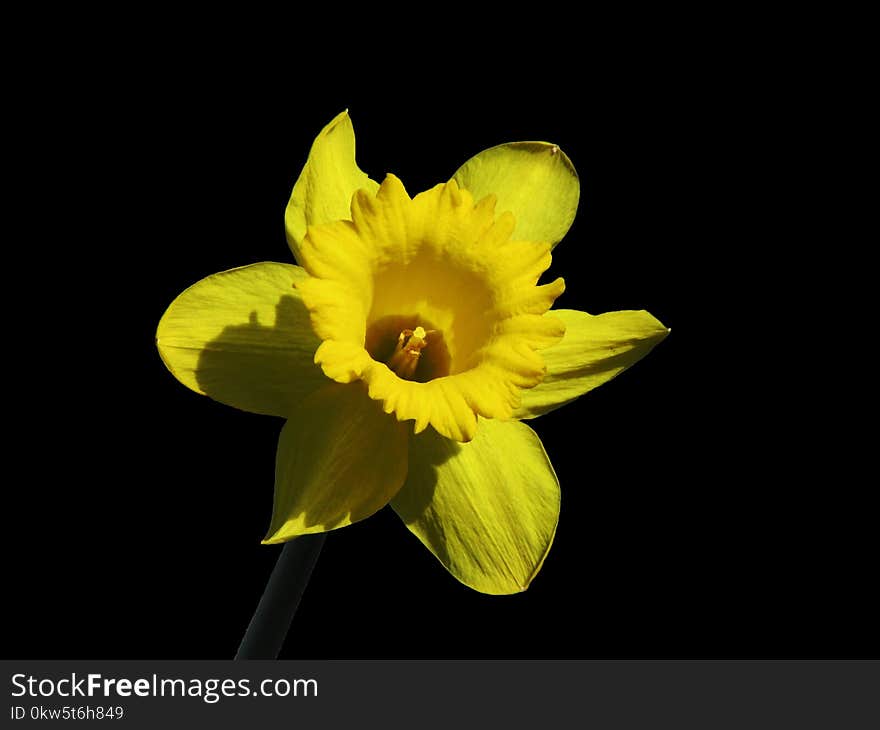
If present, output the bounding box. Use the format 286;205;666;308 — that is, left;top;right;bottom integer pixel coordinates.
388;326;431;380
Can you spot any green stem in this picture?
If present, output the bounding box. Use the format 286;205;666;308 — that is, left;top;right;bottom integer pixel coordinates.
234;534;326;660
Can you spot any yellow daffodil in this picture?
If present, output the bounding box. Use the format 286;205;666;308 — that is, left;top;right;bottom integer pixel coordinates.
156;111;668;595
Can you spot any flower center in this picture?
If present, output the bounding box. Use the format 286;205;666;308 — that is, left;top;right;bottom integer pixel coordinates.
388;326;429;379
365;315;451;383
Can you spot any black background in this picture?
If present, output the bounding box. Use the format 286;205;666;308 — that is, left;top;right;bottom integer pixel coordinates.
6;33;871;660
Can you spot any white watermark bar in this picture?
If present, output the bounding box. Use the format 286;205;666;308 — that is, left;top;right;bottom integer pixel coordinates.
3;660;879;728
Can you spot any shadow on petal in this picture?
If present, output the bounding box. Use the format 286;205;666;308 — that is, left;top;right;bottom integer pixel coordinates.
392;428;462;568
195;294;324;418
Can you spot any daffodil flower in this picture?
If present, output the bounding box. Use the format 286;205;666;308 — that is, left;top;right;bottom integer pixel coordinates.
157;112;668;595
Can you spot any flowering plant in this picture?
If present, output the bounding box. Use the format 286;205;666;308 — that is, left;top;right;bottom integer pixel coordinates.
157;111;668;595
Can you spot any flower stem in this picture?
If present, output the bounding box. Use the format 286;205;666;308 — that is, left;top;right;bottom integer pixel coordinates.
234;534;326;660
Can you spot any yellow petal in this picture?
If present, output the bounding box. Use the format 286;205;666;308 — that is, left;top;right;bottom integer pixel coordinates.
452;142;579;248
263;383;409;542
285;111;379;263
156;262;325;418
392;419;560;594
515;309;670;419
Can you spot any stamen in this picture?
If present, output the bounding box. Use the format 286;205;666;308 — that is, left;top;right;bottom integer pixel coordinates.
388;326;433;379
